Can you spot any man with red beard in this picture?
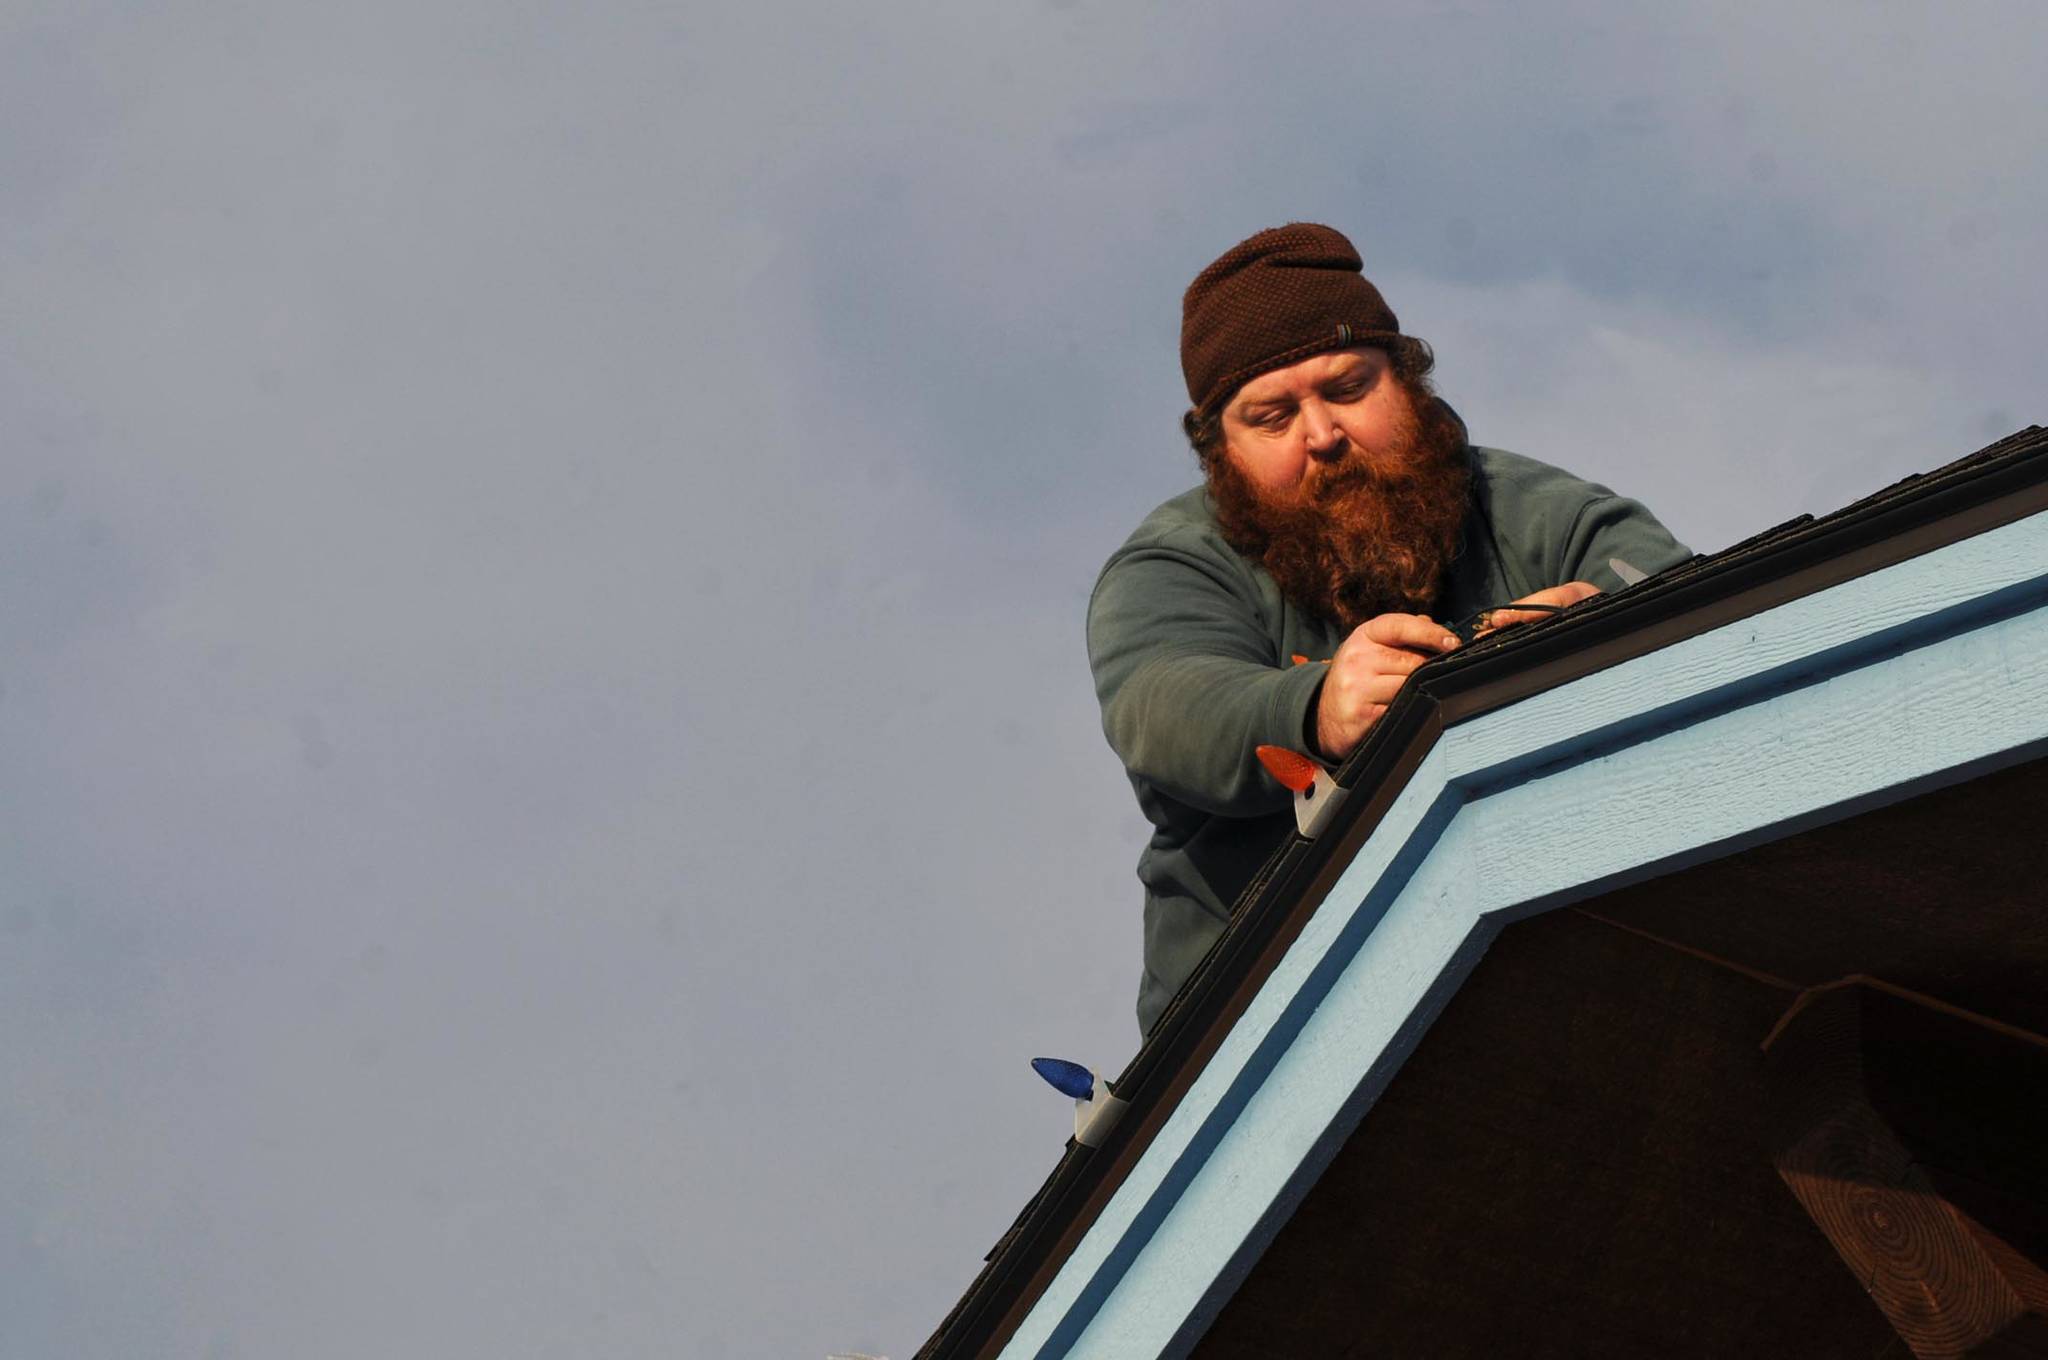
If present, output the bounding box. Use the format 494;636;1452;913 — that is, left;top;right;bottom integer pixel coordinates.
1091;223;1690;1035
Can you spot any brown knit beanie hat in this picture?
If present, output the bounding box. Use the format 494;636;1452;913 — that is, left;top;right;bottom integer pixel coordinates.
1181;222;1404;417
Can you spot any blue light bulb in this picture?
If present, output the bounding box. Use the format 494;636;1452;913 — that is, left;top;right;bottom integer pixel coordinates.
1030;1057;1095;1101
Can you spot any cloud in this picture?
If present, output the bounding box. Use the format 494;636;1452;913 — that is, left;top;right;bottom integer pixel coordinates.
1;0;2042;1356
1400;271;1985;552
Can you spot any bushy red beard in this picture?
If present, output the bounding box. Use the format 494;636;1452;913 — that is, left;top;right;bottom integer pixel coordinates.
1205;385;1471;633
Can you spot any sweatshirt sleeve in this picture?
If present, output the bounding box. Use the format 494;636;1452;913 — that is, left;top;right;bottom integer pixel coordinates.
1556;491;1694;592
1087;538;1325;818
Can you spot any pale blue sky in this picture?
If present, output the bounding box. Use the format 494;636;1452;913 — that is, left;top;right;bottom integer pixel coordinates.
3;2;2043;1356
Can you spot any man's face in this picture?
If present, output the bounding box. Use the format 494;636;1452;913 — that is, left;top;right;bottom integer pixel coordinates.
1202;344;1471;630
1219;347;1417;499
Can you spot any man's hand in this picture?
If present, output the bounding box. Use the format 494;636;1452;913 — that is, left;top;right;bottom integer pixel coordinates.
1314;613;1461;762
1473;581;1602;637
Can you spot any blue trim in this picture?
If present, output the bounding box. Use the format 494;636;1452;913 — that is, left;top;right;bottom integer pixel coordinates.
1480;731;2048;935
1033;786;1463;1357
1463;571;2048;805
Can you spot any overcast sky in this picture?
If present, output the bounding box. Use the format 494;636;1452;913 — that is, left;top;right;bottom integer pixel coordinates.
4;2;2044;1356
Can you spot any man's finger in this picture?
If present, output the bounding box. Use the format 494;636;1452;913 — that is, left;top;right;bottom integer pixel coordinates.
1358;613;1461;653
1363;644;1431;675
1477;581;1605;633
1510;581;1601;609
1483;605;1554;629
1330;644;1428;685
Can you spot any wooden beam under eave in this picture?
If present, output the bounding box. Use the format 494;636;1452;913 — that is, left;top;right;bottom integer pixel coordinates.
1764;979;2048;1358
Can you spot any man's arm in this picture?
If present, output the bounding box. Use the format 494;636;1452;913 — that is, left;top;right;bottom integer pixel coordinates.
1090;542;1461;807
1557;491;1692;589
1087;544;1325;818
1481;479;1693;634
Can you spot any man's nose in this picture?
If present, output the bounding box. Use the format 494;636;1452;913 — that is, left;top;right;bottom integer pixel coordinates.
1302;403;1347;459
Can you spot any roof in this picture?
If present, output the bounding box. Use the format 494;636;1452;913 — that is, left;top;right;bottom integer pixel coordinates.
920;424;2048;1360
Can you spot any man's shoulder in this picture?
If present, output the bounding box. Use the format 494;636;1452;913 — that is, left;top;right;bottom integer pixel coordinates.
1090;485;1272;617
1469;445;1620;505
1467;443;1691;586
1103;485;1238;566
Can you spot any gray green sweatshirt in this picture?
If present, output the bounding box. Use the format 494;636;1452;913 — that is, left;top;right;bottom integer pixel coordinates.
1087;444;1692;1035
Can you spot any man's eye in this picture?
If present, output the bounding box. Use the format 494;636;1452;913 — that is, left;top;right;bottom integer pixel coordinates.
1329;383;1368;402
1255;411;1291;429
